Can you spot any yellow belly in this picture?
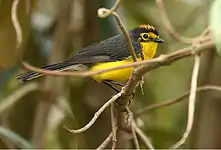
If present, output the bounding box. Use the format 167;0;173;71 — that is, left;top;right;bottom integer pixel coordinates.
91;42;158;82
91;60;133;82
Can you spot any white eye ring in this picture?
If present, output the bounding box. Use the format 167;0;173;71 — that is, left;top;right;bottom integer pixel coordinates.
141;33;149;40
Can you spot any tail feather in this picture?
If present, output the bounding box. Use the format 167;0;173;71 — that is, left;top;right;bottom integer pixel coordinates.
17;61;73;82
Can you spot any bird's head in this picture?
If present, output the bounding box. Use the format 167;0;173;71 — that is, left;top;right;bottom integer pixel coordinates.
130;24;164;44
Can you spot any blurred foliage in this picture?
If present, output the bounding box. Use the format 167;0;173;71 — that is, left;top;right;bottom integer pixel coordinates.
0;0;220;149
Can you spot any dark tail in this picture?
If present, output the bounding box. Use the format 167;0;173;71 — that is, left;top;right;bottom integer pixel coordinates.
17;61;73;82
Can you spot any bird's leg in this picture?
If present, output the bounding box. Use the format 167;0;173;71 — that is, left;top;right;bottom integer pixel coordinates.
106;80;125;87
103;81;120;93
103;80;136;107
140;51;144;60
105;80;136;105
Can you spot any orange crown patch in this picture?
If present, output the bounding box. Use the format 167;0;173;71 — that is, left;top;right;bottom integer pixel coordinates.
138;24;156;30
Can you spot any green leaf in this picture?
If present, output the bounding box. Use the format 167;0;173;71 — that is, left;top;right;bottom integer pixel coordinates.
210;0;221;56
0;126;32;149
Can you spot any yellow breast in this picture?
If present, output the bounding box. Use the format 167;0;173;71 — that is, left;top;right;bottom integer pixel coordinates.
140;42;158;59
91;42;158;82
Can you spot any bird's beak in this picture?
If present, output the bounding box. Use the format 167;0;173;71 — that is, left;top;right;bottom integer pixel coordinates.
154;38;164;43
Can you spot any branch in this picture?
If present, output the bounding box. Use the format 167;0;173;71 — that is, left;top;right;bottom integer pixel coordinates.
64;91;123;134
126;107;140;150
96;132;113;150
11;0;22;49
110;103;117;149
135;85;221;116
171;55;201;149
200;26;210;36
97;0;121;18
131;122;140;150
98;8;137;62
118;42;213;114
133;121;154;150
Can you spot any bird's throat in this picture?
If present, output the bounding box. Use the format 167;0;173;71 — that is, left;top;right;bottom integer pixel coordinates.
140;42;158;60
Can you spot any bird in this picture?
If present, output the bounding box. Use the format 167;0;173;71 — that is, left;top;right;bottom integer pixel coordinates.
17;24;164;92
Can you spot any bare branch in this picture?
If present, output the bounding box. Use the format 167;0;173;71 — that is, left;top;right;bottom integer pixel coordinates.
111;103;117;149
133;121;154;150
97;0;121;18
96;132;113;150
135;85;221;116
200;26;211;36
64;91;123;134
171;55;201;149
11;0;22;49
97;0;137;62
126;107;140;150
98;8;137;62
121;41;213;105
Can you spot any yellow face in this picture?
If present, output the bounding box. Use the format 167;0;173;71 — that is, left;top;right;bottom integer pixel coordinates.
140;32;158;40
139;31;164;60
139;32;162;43
136;24;164;44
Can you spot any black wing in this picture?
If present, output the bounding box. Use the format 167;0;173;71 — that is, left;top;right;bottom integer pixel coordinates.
65;34;142;65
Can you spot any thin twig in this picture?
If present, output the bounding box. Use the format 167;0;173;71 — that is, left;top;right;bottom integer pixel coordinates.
111;11;137;62
96;132;113;150
133;121;154;150
64;91;123;134
0;83;39;115
98;0;121;18
20;40;213;78
110;103;117;149
11;0;22;49
135;85;221;116
192;27;211;46
97;0;137;62
200;26;210;36
126;107;140;150
98;8;137;62
171;55;201;149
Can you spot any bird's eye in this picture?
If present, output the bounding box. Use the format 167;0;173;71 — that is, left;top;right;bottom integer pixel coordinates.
141;33;149;40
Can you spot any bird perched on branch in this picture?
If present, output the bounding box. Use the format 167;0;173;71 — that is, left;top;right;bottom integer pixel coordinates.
17;24;164;91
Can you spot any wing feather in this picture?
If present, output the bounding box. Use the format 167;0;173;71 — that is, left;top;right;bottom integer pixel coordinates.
65;34;142;65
